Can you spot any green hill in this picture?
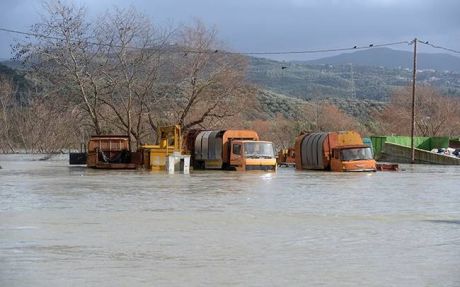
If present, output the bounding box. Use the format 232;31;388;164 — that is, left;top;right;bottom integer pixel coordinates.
247;56;460;102
255;89;385;123
306;47;460;73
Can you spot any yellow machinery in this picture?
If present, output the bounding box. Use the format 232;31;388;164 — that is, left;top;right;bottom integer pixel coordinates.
140;125;182;170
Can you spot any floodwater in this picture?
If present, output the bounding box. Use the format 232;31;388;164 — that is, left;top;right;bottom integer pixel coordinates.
1;155;459;287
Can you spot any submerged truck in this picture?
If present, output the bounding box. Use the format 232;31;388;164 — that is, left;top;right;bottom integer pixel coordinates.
71;135;141;169
185;130;277;171
295;131;376;172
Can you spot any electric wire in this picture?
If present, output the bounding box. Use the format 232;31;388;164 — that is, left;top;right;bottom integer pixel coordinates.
0;27;126;49
417;39;460;54
225;41;410;55
0;26;408;55
1;26;459;56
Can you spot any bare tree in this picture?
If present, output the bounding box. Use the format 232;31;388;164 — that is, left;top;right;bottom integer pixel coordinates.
303;101;363;133
12;2;252;151
249;114;303;151
0;73;82;153
155;20;249;133
0;76;17;152
14;0;105;135
374;86;460;136
95;7;169;150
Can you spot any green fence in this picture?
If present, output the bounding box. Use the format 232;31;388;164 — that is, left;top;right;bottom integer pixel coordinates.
370;136;450;159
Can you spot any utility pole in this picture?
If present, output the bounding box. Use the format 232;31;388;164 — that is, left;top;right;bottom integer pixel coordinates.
410;38;417;163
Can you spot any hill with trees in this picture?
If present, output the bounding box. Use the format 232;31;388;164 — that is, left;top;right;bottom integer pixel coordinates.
247;55;460;102
305;47;460;73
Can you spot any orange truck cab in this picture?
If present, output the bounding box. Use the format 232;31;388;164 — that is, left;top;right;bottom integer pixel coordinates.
230;140;277;171
295;131;376;172
330;145;376;172
189;130;277;171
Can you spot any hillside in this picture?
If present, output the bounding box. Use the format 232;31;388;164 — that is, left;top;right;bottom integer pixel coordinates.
305;47;460;73
248;51;460;122
2;48;460;124
247;56;460;102
256;89;385;123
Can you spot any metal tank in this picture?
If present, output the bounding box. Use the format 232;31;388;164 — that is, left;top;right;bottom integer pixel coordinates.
299;133;329;170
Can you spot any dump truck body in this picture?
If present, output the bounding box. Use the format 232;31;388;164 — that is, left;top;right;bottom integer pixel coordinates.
86;135;139;169
295;131;376;172
189;130;276;171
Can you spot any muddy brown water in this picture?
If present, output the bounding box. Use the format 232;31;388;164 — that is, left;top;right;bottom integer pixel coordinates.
1;155;460;286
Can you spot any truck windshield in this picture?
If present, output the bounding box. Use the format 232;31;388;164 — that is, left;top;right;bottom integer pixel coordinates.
244;142;274;158
340;147;373;161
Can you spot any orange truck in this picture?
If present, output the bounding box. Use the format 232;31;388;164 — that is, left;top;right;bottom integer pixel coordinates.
295;131;376;172
185;130;277;171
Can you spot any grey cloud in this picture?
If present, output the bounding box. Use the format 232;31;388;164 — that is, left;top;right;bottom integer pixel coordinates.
0;0;459;60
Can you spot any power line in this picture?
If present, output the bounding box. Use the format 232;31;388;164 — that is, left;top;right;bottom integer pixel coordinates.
236;41;410;55
1;27;63;42
0;26;411;56
2;26;459;56
417;39;460;54
0;27;127;49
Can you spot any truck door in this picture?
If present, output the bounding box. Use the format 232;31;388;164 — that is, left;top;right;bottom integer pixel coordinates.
330;148;342;171
230;143;242;167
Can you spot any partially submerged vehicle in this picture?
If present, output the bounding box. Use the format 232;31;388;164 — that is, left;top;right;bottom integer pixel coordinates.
70;126;184;171
295;131;377;172
186;130;277;171
70;127;276;172
139;125;184;171
86;135;139;169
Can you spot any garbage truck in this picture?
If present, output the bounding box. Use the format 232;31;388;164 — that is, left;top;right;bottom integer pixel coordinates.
295;131;376;172
184;129;277;171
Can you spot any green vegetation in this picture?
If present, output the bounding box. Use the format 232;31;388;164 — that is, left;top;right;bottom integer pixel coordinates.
248;56;460;101
255;90;306;120
255;88;385;123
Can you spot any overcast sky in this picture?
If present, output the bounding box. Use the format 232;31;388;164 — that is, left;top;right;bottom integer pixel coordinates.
0;0;459;61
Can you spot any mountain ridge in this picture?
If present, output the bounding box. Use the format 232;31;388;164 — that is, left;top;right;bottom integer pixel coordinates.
303;47;460;72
